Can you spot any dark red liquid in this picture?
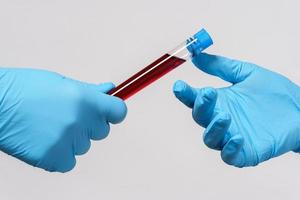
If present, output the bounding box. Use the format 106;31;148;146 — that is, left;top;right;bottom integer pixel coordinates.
108;54;186;100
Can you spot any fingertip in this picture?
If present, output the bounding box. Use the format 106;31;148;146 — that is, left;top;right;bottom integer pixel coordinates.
218;112;231;125
90;120;111;141
194;52;210;58
98;82;116;93
74;136;91;155
173;80;186;94
56;157;77;173
192;52;214;67
202;87;217;102
93;90;128;125
192;87;218;127
108;96;128;124
203;112;231;150
173;80;197;108
221;135;245;167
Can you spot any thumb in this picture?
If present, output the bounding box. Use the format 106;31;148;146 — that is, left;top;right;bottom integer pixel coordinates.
192;53;256;84
83;82;127;124
98;82;115;93
96;94;127;124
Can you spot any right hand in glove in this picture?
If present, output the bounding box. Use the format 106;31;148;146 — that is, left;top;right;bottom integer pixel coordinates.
173;53;300;167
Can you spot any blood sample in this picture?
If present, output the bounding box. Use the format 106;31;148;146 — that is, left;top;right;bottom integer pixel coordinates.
109;54;185;100
108;29;213;100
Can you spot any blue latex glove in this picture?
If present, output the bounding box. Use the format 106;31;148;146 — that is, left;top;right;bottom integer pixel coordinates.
0;68;127;172
173;53;300;167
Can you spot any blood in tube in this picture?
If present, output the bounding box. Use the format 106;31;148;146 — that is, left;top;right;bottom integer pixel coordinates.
108;28;213;100
108;54;186;100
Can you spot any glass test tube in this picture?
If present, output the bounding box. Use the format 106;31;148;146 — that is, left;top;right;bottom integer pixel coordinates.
108;29;213;100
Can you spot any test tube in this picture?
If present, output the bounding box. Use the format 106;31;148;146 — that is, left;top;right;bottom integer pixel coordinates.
108;29;213;100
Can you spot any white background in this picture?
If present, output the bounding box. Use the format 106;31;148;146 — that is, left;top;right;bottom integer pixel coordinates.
0;0;300;199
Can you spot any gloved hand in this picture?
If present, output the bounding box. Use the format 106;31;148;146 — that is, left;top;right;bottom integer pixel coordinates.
173;53;300;167
0;68;127;172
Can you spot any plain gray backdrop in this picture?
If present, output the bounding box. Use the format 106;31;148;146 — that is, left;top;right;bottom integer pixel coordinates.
0;0;300;199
